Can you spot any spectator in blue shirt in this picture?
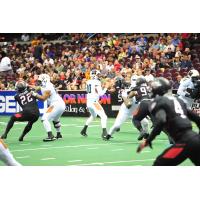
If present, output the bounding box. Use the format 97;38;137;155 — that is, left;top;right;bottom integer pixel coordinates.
180;54;193;69
172;34;181;47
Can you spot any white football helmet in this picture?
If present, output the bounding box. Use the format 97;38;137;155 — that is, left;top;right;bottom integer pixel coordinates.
131;74;138;87
90;70;100;80
38;74;50;86
188;69;199;78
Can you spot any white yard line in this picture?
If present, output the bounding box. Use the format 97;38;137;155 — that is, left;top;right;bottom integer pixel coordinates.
16;156;30;159
142;150;151;153
68;160;82;163
61;124;78;127
10;141;136;152
19;143;31;146
76;125;100;127
87;147;99;150
75;159;155;166
10;139;168;153
41;158;56;161
111;149;124;151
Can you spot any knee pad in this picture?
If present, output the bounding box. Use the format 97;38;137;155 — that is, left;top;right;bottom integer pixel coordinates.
53;121;61;128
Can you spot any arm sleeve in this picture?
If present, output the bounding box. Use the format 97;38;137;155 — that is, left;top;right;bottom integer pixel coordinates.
177;80;191;96
146;109;167;144
177;82;186;96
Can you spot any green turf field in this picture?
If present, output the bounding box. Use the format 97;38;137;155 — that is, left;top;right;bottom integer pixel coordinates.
0;116;195;166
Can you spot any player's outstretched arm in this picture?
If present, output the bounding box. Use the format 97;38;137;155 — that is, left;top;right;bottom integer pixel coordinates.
28;85;41;92
31;90;51;101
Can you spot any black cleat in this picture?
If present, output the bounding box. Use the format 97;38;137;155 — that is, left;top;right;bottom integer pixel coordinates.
80;130;88;137
43;136;56;142
116;128;120;132
56;133;63;139
102;129;109;140
18;137;24;142
137;132;149;141
104;134;112;141
80;125;88;137
1;134;7;139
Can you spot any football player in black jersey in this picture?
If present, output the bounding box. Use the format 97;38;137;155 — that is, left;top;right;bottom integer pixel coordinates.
104;77;150;141
137;77;200;165
129;77;150;140
1;80;40;141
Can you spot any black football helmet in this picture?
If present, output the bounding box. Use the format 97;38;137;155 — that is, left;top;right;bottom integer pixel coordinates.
150;77;171;97
136;77;147;86
15;81;27;93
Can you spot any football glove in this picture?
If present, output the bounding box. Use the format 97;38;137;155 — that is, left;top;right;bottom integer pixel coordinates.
31;91;38;97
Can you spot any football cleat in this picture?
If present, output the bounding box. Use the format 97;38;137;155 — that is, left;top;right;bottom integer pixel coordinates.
43;136;56;142
101;131;108;140
103;134;113;141
116;128;120;132
18;137;24;142
80;130;88;137
1;134;7;139
56;133;63;139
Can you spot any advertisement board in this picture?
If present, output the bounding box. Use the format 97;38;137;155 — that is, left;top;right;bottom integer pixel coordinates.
0;91;47;115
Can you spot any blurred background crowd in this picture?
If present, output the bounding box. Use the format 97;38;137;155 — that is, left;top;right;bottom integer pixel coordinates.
0;33;200;91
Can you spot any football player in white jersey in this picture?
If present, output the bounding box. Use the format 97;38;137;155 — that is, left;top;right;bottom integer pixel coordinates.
105;77;149;140
80;70;110;139
31;74;66;142
0;139;21;166
177;69;199;109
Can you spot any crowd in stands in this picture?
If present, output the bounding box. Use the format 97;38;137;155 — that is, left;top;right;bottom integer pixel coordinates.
0;33;200;91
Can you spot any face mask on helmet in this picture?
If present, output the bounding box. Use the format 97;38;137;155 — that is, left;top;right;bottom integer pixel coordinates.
90;70;100;80
37;74;50;86
188;69;199;78
15;81;27;93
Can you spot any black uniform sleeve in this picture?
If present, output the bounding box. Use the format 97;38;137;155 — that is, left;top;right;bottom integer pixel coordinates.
187;109;200;131
146;109;166;145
